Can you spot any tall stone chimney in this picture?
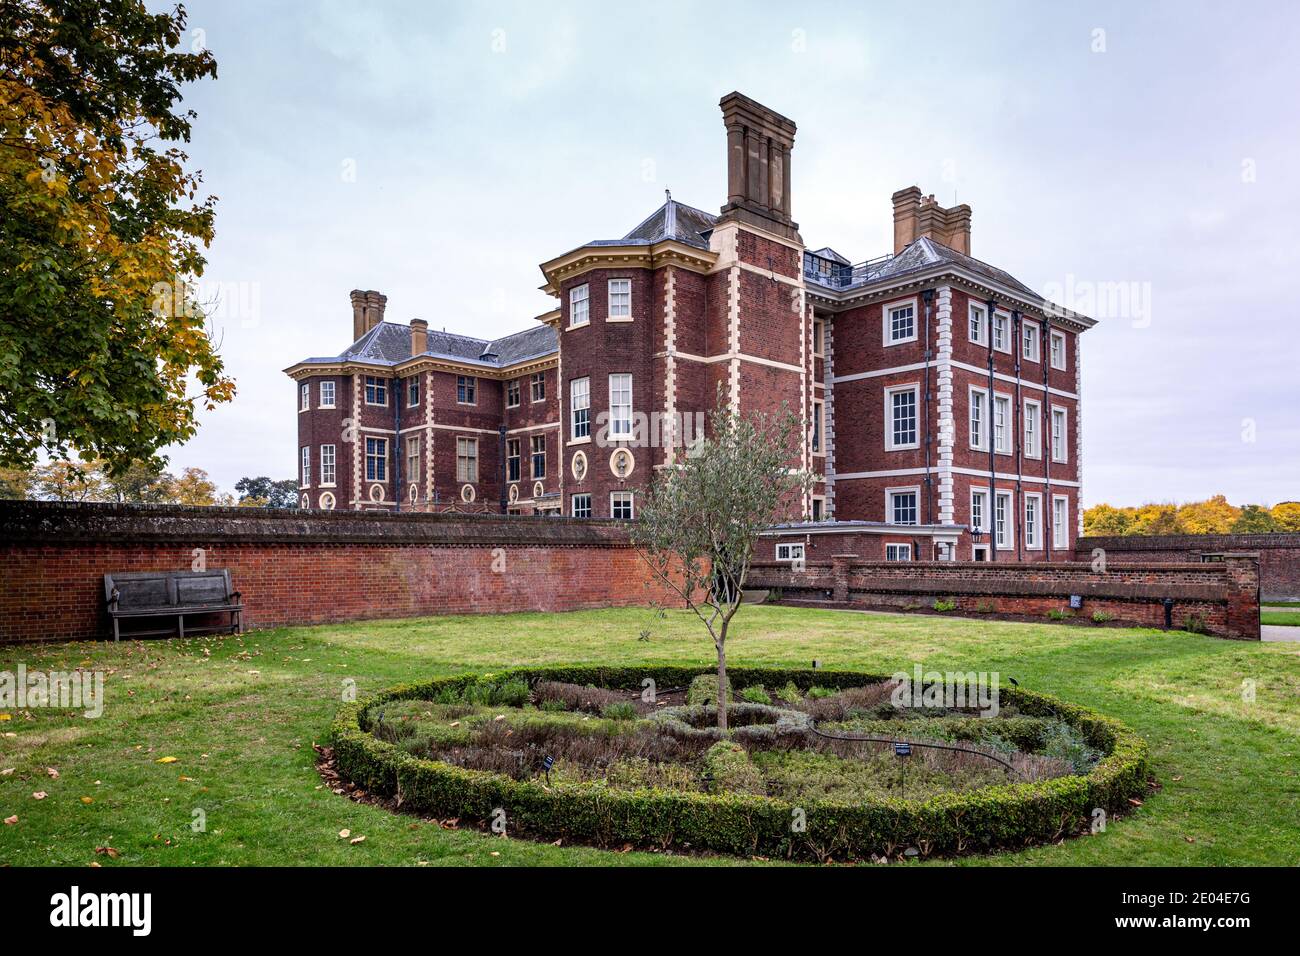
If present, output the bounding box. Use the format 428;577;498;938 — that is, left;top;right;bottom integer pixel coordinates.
410;318;428;356
364;290;387;332
892;187;972;255
350;289;368;341
718;92;800;242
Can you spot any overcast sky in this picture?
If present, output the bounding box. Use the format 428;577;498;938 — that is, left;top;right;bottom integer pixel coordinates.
163;0;1300;507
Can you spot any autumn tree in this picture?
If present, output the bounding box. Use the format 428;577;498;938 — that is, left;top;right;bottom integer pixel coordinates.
1130;503;1182;536
1271;502;1300;533
1176;495;1239;535
0;1;234;477
168;466;227;506
1231;504;1277;534
1083;503;1132;536
631;393;811;731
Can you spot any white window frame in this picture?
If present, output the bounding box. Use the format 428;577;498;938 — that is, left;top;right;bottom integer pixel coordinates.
886;485;920;526
608;373;633;439
530;371;545;403
456;375;476;406
571;493;592;518
1052;495;1070;549
811;398;825;455
506;438;521;483
570;376;591;441
1051;405;1069;463
968;385;989;450
993;392;1012;455
1024;492;1043;550
299;383;310;412
1022;322;1040;363
531;433;546;479
776;542;806;562
884;383;920;451
407;376;419;407
301;445;311;487
610;490;634;520
319;380;335;409
320;444;336;487
365;437;387;482
970;487;990;535
569;283;589;328
995;490;1014;549
885;543;912;562
607;278;632;321
456;437;479;484
406;435;420;483
506;378;520;408
1023;399;1041;459
812;318;825;357
811;496;825;522
968;302;988;346
364;376;387;407
882;296;918;346
1050;330;1067;370
992;311;1011;353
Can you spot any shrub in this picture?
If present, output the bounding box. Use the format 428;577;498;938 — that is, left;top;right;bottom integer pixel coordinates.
775;681;803;705
1047;608;1075;621
1091;610;1113;624
1040;720;1104;773
687;673;731;706
533;681;627;714
933;599;957;612
806;685;836;699
330;664;1150;862
1183;614;1208;635
601;701;637;721
702;740;764;796
739;685;772;705
539;698;568;713
974;600;997;614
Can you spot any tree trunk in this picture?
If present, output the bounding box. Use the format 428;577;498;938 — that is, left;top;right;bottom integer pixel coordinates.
716;625;728;732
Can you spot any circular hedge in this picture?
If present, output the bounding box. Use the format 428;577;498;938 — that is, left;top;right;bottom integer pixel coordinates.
329;665;1149;861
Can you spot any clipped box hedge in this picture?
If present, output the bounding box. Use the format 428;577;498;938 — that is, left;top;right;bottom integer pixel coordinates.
329;665;1149;861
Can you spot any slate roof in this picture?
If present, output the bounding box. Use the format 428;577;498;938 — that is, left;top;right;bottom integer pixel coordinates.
618;198;717;249
297;321;558;369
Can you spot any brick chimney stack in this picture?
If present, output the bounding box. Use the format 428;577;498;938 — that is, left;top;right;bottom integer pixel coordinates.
410;318;428;356
892;187;972;255
350;289;389;339
718;92;800;242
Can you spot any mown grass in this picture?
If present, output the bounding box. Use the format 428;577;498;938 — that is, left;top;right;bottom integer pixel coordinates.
1261;610;1300;627
1;605;1298;867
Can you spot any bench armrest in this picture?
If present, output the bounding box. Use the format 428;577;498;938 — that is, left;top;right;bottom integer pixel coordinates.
230;590;242;602
108;587;120;611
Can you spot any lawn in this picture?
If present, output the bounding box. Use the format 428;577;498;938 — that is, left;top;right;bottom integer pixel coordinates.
1;606;1297;867
1261;610;1300;627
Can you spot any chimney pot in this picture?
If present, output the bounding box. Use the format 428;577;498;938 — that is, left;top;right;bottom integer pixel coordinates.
891;186;971;255
350;289;368;341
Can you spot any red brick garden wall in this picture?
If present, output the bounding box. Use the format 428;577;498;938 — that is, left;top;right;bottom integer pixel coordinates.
1078;533;1300;603
748;554;1260;640
0;501;679;645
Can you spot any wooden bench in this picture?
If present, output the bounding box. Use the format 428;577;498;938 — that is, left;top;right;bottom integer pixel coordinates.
104;570;243;641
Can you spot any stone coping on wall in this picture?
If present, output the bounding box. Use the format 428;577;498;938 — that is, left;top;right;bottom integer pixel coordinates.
0;500;632;547
1080;532;1300;552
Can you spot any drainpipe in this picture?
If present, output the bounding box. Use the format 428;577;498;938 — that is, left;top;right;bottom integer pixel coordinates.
922;288;934;528
1012;309;1023;561
1043;315;1053;561
985;297;998;562
498;425;508;514
393;376;402;513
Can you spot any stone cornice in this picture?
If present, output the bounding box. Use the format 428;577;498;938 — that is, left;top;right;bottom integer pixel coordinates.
283;352;558;382
537;240;717;295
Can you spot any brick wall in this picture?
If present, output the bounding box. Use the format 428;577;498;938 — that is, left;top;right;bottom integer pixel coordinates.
0;501;680;645
1079;533;1300;602
748;553;1260;640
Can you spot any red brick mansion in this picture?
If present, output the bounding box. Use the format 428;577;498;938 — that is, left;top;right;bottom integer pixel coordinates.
285;93;1094;562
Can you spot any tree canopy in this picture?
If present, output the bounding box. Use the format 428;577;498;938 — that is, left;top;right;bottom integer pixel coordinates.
1083;497;1296;537
0;0;233;476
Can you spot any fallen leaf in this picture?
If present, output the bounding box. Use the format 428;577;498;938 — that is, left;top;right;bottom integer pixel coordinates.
178;775;194;782
0;714;10;721
31;792;46;800
338;828;351;838
490;851;500;857
3;815;17;825
349;835;365;845
155;756;178;764
46;768;59;778
80;796;93;804
88;861;101;868
0;768;13;776
1127;797;1143;807
94;846;120;858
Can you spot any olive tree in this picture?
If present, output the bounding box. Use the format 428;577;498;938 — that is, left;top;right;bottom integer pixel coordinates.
631;392;812;730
